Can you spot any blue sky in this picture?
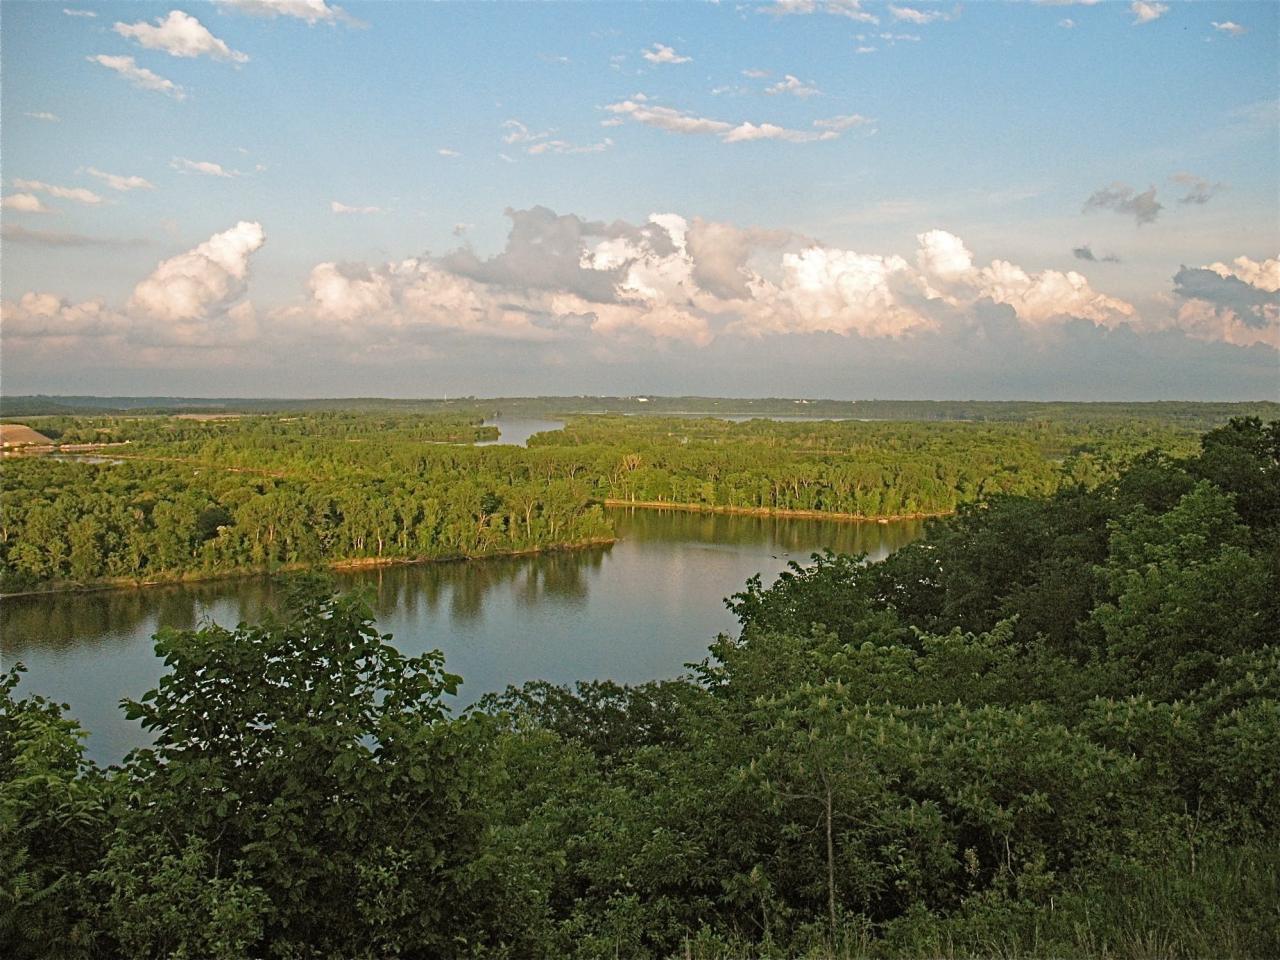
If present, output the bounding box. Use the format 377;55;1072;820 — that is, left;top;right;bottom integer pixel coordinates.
2;0;1277;398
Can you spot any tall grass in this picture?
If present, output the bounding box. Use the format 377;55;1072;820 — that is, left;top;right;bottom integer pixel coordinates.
684;842;1279;959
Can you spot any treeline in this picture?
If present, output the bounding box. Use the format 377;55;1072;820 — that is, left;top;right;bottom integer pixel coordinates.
0;456;610;591
6;393;1278;427
4;418;1277;957
530;416;1201;515
13;411;496;447
1;413;1206;590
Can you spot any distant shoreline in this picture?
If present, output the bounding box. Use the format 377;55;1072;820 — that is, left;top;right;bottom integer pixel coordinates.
603;499;951;523
0;536;618;601
1;503;952;601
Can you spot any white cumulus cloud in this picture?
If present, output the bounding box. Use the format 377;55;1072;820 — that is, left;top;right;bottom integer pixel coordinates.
641;43;692;64
130;221;266;324
767;0;878;25
2;193;50;213
1205;256;1280;293
604;98;859;144
85;167;155;192
914;230;1134;326
503;120;551;145
290;212;1148;349
1;292;125;339
331;200;384;214
217;0;350;25
88;55;185;99
10;202;1269;375
114;11;248;63
1168;255;1279;348
306;259;554;340
889;5;949;25
1130;1;1168;25
11;178;104;205
737;247;930;338
765;75;821;97
171;157;235;177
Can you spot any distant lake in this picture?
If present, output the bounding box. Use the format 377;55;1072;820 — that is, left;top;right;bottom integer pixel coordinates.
477;417;566;446
475;415;884;442
716;415;860;423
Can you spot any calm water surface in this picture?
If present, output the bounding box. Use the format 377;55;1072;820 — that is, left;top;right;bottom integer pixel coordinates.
476;417;566;446
1;508;922;764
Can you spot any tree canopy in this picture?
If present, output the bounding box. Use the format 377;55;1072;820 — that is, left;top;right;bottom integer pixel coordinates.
2;418;1278;957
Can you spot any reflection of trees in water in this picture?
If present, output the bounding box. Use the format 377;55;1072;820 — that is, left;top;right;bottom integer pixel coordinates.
334;548;609;623
1;578;279;657
335;565;452;622
515;548;605;608
449;561;515;622
444;546;610;621
607;507;922;561
3;515;914;660
3;592;151;656
3;550;612;658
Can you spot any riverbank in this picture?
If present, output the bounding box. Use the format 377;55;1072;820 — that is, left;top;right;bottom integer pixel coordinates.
0;536;618;600
603;499;952;523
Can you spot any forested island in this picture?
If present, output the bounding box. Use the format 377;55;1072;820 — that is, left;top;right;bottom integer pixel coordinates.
3;416;1276;957
1;404;1260;593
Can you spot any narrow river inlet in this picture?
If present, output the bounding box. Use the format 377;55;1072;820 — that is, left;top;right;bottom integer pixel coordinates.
1;507;923;764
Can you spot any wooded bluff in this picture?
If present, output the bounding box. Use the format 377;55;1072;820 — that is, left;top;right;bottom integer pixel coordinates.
2;417;1277;957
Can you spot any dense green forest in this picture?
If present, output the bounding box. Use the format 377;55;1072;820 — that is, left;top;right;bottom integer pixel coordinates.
529;416;1199;513
0;458;612;593
0;411;1216;591
3;418;1277;957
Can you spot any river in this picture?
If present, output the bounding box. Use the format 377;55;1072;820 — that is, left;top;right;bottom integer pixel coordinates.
1;509;923;767
476;417;566;446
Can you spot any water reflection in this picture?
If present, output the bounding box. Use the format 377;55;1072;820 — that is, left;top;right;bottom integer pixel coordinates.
332;546;606;625
2;581;264;658
610;506;922;557
1;508;921;764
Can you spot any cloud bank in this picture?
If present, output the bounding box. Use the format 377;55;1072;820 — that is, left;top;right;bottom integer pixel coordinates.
4;208;1274;396
1169;256;1279;349
11;179;104;205
3;222;265;356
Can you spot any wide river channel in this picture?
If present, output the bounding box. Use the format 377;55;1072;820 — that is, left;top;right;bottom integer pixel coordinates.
1;509;923;764
1;419;924;764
